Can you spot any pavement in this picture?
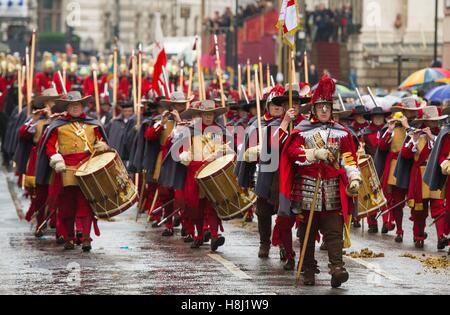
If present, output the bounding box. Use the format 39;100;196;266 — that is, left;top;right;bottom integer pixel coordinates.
0;168;449;295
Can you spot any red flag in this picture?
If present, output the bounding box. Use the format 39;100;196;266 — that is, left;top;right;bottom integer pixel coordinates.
152;13;167;97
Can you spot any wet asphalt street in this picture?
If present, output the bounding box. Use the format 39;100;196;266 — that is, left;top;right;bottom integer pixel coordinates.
0;168;449;295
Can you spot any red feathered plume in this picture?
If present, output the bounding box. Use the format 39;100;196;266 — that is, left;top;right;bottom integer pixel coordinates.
267;85;285;102
311;75;336;104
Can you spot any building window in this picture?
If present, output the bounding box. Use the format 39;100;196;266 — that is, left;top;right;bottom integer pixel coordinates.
38;0;62;32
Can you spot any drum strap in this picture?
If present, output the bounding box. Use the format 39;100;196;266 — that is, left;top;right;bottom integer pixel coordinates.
70;122;94;153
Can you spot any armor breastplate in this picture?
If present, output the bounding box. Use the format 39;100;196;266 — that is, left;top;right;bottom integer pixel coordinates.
299;124;348;166
292;175;341;213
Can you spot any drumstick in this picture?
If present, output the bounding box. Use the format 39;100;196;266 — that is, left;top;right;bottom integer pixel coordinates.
157;208;181;227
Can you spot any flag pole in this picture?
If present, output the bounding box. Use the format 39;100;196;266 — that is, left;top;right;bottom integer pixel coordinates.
137;45;143;128
258;56;264;96
17;68;23;113
27;30;36;117
93;70;101;121
246;59;251;98
304;51;309;84
112;48;118;119
254;67;263;147
238;64;242;99
179;61;184;92
266;64;271;89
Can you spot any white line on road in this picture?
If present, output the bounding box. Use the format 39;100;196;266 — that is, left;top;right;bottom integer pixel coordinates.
208;254;252;280
345;256;403;283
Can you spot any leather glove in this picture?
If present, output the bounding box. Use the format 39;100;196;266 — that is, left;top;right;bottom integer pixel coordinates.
347;175;362;196
50;154;66;174
244;145;261;162
441;160;450;175
179;151;192;166
304;148;331;162
94;141;109;152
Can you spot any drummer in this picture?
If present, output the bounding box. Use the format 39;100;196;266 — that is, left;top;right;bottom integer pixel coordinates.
361;106;391;233
36;91;109;252
178;100;233;251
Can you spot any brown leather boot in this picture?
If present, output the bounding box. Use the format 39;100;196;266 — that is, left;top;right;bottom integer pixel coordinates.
258;244;270;258
330;266;349;288
64;241;75;250
302;268;316;286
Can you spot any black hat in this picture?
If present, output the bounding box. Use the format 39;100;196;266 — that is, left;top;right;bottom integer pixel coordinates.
119;100;134;109
349;105;370;118
364;106;391;120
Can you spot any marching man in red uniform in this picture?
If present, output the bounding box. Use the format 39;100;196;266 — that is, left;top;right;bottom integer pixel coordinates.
361;106;391;233
424;106;450;254
277;75;361;288
375;97;425;242
398;106;448;249
36;91;109;252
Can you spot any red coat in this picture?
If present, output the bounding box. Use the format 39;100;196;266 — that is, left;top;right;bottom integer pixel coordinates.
0;75;15;112
279;119;357;223
53;73;82;93
34;72;55;94
437;133;450;215
363;123;383;157
83;74;109;97
141;77;152;97
118;75;131;101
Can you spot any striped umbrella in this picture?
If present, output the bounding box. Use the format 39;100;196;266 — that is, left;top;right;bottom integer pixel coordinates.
399;68;450;89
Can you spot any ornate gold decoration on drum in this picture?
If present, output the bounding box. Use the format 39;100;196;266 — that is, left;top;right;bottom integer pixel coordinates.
75;150;138;219
196;154;256;220
357;156;387;219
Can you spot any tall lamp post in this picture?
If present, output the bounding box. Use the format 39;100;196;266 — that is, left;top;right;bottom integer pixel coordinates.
433;0;439;66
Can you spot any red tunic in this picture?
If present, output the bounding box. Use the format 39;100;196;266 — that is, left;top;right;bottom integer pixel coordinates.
34;72;55;94
363;123;383;157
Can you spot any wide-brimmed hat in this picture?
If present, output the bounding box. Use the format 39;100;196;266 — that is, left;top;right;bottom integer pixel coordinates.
391;97;426;113
413;106;448;123
33;88;62;108
181;100;227;119
349;105;370;118
363;106;391;120
160;91;194;109
271;83;311;106
54;91;92;111
332;102;352;119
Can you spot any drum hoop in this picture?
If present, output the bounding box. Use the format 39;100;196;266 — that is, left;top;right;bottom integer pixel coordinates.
75;149;118;178
195;155;236;180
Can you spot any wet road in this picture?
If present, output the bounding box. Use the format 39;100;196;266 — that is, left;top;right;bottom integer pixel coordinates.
0;169;449;295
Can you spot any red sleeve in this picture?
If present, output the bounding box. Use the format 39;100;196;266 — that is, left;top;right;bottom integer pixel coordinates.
378;129;391;151
438;134;450;166
286;133;307;164
18;124;33;140
94;127;105;142
46;128;58;158
400;136;415;159
144;124;164;141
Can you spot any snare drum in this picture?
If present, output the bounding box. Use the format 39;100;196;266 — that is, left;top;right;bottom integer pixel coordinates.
75;150;138;219
196;154;256;220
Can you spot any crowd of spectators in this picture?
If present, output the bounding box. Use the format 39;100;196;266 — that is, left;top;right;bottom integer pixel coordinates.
305;3;354;43
204;0;275;33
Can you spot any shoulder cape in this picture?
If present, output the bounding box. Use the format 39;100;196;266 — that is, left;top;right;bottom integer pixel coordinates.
424;125;450;190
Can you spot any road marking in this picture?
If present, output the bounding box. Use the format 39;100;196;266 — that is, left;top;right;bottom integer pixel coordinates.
344;256;403;283
208;254;252;280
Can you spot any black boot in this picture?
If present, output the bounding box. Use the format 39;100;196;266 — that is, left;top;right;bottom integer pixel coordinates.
437;237;449;250
211;236;225;252
64;241;75;250
82;240;92;252
368;225;379;234
203;230;211;243
382;223;395;234
191;239;203;249
162;228;174;237
283;259;295;271
183;235;194;243
173;215;181;228
34;230;44;238
320;242;328;251
395;234;403;243
76;232;82;246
